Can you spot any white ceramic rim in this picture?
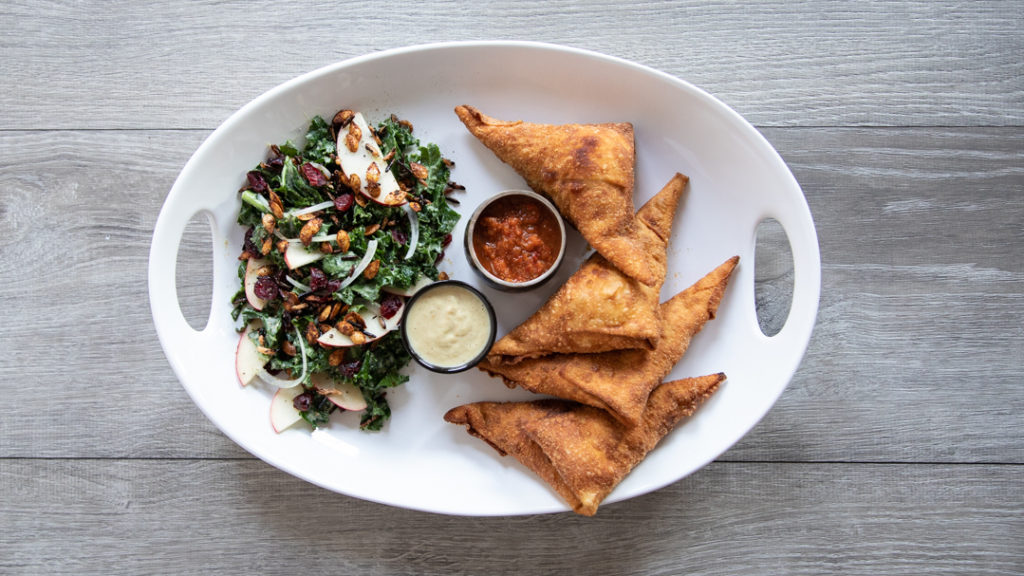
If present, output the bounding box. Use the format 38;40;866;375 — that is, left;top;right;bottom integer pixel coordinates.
149;40;821;516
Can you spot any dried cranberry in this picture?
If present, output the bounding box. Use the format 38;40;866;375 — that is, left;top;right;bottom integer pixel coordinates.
435;250;445;265
442;233;452;247
246;171;268;194
293;392;313;412
300;163;328;187
379;294;403;319
326;278;343;293
333;193;355;212
391;228;407;246
308;267;327;292
340;361;362;378
253;276;278;300
266;157;284;172
243;227;260;255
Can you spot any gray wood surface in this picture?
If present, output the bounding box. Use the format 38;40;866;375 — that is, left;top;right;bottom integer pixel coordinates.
1;1;1021;575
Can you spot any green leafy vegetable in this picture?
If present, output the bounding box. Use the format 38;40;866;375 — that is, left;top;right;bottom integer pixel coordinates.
232;111;460;432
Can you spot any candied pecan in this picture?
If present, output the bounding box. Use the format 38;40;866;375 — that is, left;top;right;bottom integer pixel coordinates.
364;223;381;236
350;331;367;346
256;345;275;356
281;339;297;357
354;194;367;207
438;271;450;281
335;229;350;253
363;259;380;280
343;311;366;330
348;173;361;192
337;321;356;336
319;242;333;254
261;213;276;234
268;190;284;219
345;122;362;153
365;181;381;198
328;349;346;367
333;109;355;128
299;217;322;246
409;162;429;181
409;201;421;213
366;162;380;184
259;237;272;255
276;239;290;254
296;212;317;221
345;133;360;153
317;305;332;323
305;321;320;345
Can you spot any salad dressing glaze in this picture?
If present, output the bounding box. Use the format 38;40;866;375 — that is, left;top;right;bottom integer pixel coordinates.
404;284;493;369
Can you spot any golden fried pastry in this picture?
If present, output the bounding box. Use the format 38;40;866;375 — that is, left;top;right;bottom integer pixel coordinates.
478;256;738;427
444;373;725;516
454;105;657;286
486;173;689;363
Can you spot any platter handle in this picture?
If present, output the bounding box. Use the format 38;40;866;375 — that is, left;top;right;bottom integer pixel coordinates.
148;184;222;363
760;198;822;354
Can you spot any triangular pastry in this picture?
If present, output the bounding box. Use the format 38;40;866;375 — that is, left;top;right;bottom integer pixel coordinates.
477;256;738;427
455;105;657;285
486;173;688;363
444;373;725;516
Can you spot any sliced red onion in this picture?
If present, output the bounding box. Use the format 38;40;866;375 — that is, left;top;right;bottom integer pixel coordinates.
288;200;335;218
257;326;308;389
338;239;378;289
402;204;419;260
285;276;310;294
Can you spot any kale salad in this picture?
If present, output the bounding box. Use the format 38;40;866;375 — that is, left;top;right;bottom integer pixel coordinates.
231;109;461;431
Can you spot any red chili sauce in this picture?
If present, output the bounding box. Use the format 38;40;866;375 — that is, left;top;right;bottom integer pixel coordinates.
472;195;561;283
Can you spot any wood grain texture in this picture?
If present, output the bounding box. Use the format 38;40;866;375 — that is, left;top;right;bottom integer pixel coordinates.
0;460;1019;576
0;0;1021;129
0;127;1020;462
1;2;1022;573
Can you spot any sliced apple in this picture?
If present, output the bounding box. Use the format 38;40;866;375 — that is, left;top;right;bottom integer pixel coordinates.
244;257;270;310
336;112;406;206
383;275;433;297
283;242;325;270
235;323;269;387
311;373;367;412
269;386;305;433
316;299;404;348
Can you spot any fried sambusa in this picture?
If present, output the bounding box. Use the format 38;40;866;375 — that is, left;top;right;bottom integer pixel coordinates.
486;173;689;363
478;256;738;428
454;105;658;286
444;373;725;516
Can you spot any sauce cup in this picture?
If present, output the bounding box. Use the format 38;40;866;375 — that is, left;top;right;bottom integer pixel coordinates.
464;189;566;291
400;280;497;374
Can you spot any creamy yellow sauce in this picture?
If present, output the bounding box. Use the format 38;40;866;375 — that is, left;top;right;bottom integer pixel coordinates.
405;285;492;368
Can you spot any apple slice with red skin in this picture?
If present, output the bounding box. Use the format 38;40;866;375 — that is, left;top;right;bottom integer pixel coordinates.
311;373;367;412
336;112;407;207
270;386;305;433
244;258;270;310
235;323;269;387
317;299;404;348
283;242;325;270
